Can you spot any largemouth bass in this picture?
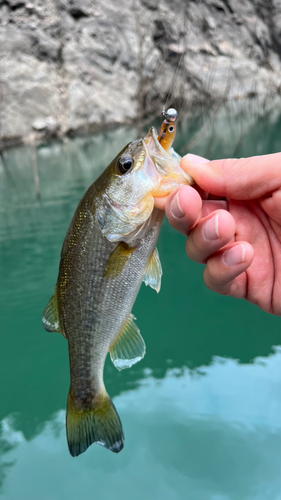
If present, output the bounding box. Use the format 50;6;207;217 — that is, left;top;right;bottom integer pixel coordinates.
42;114;193;457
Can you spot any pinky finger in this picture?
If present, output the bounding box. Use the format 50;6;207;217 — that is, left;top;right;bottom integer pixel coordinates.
204;242;254;298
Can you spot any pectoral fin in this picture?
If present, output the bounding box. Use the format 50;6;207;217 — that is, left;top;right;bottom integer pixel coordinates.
104;242;135;279
143;247;162;293
109;314;146;371
42;289;65;337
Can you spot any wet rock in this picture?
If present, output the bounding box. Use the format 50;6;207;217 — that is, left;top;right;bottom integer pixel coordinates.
1;0;281;147
32;116;59;132
141;0;158;10
29;28;61;61
6;0;26;8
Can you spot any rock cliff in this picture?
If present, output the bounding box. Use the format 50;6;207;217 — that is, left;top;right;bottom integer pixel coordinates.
1;0;281;147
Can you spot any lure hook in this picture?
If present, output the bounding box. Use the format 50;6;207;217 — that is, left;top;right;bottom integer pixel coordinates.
161;108;178;122
158;108;178;151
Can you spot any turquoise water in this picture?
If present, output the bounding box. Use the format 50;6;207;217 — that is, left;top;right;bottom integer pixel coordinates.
1;100;281;499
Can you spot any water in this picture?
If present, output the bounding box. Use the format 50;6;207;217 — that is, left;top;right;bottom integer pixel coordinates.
1;99;281;500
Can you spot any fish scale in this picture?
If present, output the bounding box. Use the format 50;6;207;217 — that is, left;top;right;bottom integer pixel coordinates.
42;111;193;456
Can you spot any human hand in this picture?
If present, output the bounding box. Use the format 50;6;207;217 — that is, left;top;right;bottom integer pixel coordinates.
154;153;281;315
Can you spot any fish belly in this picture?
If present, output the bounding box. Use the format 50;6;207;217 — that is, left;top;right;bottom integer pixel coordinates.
58;205;164;404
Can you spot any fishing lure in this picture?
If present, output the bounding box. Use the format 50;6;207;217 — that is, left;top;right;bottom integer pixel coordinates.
158;108;178;151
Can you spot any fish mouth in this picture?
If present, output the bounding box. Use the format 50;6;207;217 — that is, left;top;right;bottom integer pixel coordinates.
143;127;172;166
142;127;193;196
95;126;194;243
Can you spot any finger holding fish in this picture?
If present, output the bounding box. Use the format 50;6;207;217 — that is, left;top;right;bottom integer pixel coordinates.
165;185;202;235
153;153;210;212
158;153;254;297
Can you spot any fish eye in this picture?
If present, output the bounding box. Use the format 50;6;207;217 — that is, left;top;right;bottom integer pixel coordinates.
117;154;134;175
168;125;174;132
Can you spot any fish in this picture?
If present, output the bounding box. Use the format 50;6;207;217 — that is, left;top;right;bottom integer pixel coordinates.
42;112;193;457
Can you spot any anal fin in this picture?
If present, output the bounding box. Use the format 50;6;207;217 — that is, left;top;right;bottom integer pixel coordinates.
143;247;162;293
110;314;146;371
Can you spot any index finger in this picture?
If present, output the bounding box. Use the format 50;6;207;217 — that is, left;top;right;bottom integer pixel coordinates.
181;153;281;200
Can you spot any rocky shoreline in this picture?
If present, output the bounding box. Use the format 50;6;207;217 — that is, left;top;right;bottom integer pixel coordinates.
1;0;281;148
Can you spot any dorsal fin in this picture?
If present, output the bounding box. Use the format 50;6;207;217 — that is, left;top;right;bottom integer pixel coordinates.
42;289;65;337
109;314;146;371
143;247;162;293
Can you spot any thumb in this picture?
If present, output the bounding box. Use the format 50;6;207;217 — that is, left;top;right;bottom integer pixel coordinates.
181;152;281;200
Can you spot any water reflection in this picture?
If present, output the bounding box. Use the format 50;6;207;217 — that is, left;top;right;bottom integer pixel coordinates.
1;350;281;499
1;98;281;498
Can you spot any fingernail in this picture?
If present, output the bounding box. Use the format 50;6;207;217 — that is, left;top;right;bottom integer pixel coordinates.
223;244;246;266
203;214;220;240
184;154;209;164
170;191;185;219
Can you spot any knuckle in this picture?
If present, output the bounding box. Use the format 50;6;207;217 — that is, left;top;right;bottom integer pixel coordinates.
205;260;230;292
203;267;219;292
219;158;246;198
186;236;205;263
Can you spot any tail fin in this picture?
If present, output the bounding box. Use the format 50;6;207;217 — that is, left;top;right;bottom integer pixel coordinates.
66;389;124;457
